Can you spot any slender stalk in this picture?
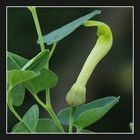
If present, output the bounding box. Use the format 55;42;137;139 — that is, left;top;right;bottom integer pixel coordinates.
46;90;51;106
49;43;57;60
28;7;63;132
34;94;47;109
8;99;22;122
47;106;65;133
34;95;64;132
46;43;57;105
28;6;45;51
28;7;51;107
69;107;73;133
28;7;58;107
76;126;82;133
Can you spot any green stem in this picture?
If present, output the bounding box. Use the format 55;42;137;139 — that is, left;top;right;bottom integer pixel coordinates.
49;42;57;60
46;90;51;106
34;95;64;132
28;7;58;107
28;6;63;133
47;106;65;133
69;107;73;133
28;6;45;51
8;99;22;122
46;43;57;105
76;126;82;133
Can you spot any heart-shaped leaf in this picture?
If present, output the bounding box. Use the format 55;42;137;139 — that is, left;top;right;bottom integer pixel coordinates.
7;52;30;106
8;70;37;91
8;52;29;70
25;68;58;95
37;10;101;45
22;105;39;132
10;84;25;106
21;50;49;72
12;105;39;133
12;118;59;133
57;96;120;128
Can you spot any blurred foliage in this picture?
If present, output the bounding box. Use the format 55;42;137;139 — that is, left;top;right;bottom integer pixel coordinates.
8;7;133;132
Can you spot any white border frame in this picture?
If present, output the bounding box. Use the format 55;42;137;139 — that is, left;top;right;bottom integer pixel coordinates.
6;6;134;135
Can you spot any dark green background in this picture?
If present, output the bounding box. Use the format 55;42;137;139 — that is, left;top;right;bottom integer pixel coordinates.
8;7;133;133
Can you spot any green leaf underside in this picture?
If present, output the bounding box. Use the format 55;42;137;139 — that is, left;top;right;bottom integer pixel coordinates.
35;118;59;132
12;118;59;133
10;84;25;106
37;10;101;45
8;52;29;70
12;105;39;133
57;96;120;128
8;50;49;72
8;70;37;91
12;122;30;133
8;52;29;106
22;105;39;132
21;50;50;72
7;56;20;70
25;68;58;95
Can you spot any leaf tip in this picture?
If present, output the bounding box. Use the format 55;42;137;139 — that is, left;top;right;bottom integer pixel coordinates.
117;96;121;100
32;104;39;111
96;9;102;15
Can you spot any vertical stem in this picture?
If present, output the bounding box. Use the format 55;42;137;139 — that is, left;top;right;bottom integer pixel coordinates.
28;7;64;132
45;60;50;106
34;95;64;132
28;6;45;51
46;90;51;106
69;107;73;133
28;7;58;107
76;126;82;133
49;43;57;60
47;106;65;133
46;43;57;105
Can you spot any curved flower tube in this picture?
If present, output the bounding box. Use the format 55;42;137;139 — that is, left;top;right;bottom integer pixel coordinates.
66;20;113;107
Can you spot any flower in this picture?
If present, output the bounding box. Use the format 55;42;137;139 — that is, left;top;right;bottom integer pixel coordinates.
66;20;113;106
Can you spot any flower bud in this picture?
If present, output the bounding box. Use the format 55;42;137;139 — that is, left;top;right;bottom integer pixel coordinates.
66;83;86;107
66;20;113;107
